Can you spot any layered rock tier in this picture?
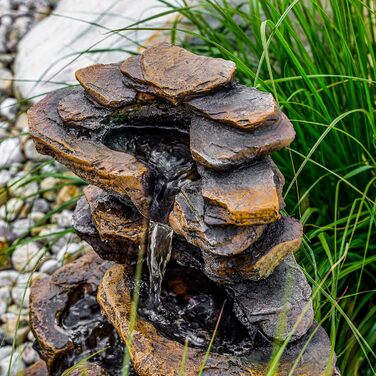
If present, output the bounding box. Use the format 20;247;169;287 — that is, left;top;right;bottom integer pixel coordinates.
27;43;338;375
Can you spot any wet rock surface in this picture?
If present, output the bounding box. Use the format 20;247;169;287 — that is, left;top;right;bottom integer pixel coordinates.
224;254;314;341
28;88;152;216
98;263;336;376
29;252;124;375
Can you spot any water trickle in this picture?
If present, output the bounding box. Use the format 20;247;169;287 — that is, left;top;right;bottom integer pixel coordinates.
104;125;197;307
147;221;173;307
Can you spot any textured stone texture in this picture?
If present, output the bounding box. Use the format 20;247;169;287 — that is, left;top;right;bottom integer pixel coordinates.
72;196;131;263
203;216;303;282
57;87;111;130
190;114;295;170
187;84;281;129
120;55;157;95
29;252;112;371
98;263;337;376
28;88;152;216
169;181;265;256
200;157;285;226
225;254;314;342
84;185;146;258
75;63;136;108
139;42;236;104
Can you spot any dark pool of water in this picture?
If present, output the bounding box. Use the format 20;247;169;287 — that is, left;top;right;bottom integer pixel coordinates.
138;262;254;355
36;289;137;375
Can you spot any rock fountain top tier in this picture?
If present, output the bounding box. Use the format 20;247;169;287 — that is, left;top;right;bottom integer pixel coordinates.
28;42;301;279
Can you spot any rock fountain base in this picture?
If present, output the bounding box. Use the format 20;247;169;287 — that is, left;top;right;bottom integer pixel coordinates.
26;43;339;375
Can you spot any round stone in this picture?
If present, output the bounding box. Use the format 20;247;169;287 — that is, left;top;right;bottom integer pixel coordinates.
0;138;24;168
11;242;42;272
0;97;18;120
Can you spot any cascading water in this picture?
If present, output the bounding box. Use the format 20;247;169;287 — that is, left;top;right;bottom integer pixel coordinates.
104;124;196;307
147;221;173;307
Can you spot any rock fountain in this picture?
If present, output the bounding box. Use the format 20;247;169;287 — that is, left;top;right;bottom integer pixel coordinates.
26;43;338;375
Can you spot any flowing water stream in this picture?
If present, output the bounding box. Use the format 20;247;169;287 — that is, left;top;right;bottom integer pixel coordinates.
104;125;196;307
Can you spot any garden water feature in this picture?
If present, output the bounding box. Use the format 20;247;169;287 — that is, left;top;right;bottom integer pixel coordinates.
26;43;339;375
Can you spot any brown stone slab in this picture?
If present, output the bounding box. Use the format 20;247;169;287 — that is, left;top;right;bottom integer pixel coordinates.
84;185;147;252
98;263;337;376
75;63;137;108
140;42;236;104
169;181;265;256
190;114;295;170
187;83;281;130
28;88;152;216
29;252;112;372
57;87;111;130
200;157;285;226
203;216;303;283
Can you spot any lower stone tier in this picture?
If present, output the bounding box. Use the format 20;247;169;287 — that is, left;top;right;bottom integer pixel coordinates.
28;253;338;376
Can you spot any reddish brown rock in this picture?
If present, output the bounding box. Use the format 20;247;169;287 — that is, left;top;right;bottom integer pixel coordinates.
169;181;265;256
57;87;111;130
140;43;236;104
75;63;136;108
200;157;285;226
203;216;303;283
84;185;147;257
190;114;295;170
28;88;152;216
187;84;281;130
98;263;337;376
29;252;112;372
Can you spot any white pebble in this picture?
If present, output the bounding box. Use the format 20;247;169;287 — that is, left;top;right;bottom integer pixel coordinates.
10;218;34;238
39;259;59;274
0;138;24;168
0;346;12;361
0;270;18;287
11;242;42;272
23;138;49;162
0;97;18;121
11;286;30;308
0;352;25;375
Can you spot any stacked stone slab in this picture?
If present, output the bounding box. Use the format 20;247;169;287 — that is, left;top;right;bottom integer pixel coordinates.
28;43;338;375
